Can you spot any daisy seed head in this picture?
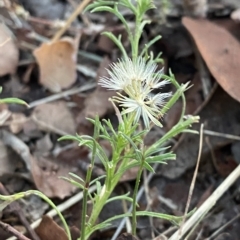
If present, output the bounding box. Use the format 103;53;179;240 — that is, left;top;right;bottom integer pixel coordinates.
99;57;171;128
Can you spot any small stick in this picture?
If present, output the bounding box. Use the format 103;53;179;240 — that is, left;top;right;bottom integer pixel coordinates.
169;164;240;240
179;124;204;237
0;221;31;240
0;183;40;240
207;212;240;240
28;82;96;109
0;130;31;171
204;129;240;141
51;0;92;42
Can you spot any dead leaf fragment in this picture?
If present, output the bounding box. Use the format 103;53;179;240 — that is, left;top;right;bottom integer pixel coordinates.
0;24;19;76
36;134;53;154
182;17;240;102
116;233;139;240
36;215;68;240
183;0;208;17
77;57;114;128
33;37;78;92
0;109;11;126
0;140;20;177
9;113;27;134
31;156;76;198
32;101;76;135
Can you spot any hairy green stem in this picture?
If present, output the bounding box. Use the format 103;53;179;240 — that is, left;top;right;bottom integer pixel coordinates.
85;168;118;238
132;14;141;61
131;157;144;236
80;165;92;240
80;139;97;240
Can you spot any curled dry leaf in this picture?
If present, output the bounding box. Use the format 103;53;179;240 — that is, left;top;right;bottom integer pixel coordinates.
0;24;19;76
33;37;78;92
182;17;240;102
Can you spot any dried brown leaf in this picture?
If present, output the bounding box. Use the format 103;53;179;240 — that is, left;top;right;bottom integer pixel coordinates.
77;57;114;128
182;17;240;102
35;134;53;154
116;233;139;240
35;215;68;240
32;101;76;135
30;156;76;199
0;140;19;177
33;37;78;92
85;56;114;118
83;88;114;119
0;24;19;76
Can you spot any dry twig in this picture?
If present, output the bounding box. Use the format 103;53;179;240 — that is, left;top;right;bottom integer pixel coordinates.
169;164;240;239
52;0;92;42
0;221;31;240
179;124;204;237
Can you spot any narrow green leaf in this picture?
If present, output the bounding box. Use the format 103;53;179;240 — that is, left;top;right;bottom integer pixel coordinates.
68;172;85;183
145;146;171;157
0;200;14;211
101;32;128;60
58;135;79;142
96;181;102;195
145;153;176;164
106;192;133;204
143;161;155;172
119;132;142;161
90;175;106;186
140;35;162;57
0;98;28;106
101;210;187;228
59;177;85;190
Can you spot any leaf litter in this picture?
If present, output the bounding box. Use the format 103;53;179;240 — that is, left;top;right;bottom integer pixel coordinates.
0;24;19;76
0;0;240;239
182;16;240;103
33;36;79;93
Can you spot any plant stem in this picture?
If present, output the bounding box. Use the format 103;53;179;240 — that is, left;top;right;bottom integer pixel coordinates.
131;157;144;236
132;15;141;62
80;139;97;240
85;173;118;238
80;165;92;240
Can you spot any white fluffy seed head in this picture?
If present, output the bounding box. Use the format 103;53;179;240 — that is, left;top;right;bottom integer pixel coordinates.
99;57;171;128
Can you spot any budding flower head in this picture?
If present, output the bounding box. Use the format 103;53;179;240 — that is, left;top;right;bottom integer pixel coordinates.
99;57;171;128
